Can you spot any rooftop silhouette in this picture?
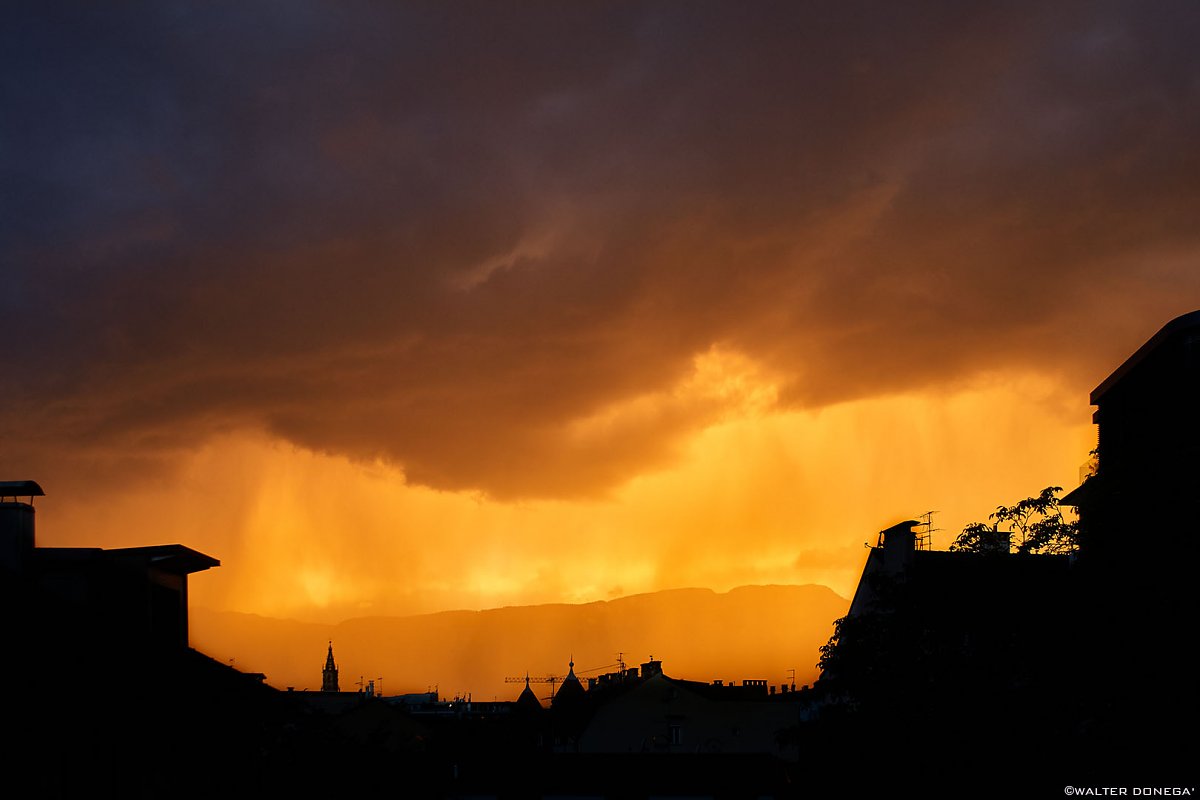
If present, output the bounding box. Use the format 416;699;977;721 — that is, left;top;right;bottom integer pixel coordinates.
807;309;1199;787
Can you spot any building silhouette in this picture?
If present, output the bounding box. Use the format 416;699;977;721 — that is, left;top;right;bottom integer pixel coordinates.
579;662;797;756
1;480;220;650
0;480;365;798
814;309;1199;786
1063;309;1198;570
1060;308;1198;775
322;641;340;691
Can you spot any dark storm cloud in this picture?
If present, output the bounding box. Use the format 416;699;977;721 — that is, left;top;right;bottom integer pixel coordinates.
2;1;1198;497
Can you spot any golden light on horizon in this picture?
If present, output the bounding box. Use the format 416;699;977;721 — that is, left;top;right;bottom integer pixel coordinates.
37;359;1093;627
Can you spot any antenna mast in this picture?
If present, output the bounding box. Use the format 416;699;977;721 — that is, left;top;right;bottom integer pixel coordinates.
916;510;940;550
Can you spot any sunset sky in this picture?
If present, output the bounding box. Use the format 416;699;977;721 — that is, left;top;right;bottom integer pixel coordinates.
3;2;1198;633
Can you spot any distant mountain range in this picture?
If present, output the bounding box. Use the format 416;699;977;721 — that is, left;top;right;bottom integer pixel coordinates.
192;584;848;702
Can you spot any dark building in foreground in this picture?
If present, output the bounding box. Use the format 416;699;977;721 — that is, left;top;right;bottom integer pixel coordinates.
1060;309;1198;773
0;481;374;799
1;480;220;649
847;518;1069;618
821;517;1074;769
1063;308;1199;573
812;311;1199;786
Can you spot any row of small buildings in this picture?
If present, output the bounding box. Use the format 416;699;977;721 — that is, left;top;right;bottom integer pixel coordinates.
302;644;813;755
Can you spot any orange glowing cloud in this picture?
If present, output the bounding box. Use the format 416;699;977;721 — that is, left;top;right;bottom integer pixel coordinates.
4;3;1198;512
36;353;1093;626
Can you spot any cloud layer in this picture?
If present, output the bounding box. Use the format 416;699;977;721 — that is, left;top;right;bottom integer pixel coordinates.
3;1;1198;499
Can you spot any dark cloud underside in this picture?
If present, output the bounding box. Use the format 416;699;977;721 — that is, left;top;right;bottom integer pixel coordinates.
2;1;1198;497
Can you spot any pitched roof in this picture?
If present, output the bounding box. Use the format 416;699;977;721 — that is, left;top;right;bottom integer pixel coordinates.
1090;309;1200;403
516;676;542;710
552;659;586;706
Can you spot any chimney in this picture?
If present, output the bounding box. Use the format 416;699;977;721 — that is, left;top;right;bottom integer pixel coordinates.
0;481;43;574
640;659;662;678
979;525;1011;555
879;519;920;571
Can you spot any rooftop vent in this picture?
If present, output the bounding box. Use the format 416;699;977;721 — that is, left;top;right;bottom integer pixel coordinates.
1;480;43;571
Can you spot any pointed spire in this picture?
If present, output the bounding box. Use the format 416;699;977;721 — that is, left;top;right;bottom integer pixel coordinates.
322;641;340;692
516;671;541;711
552;655;585;707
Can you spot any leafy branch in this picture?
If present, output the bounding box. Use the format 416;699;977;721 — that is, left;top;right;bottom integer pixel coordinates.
950;486;1078;555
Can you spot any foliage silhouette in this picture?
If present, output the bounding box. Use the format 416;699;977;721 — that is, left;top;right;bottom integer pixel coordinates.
950;485;1078;555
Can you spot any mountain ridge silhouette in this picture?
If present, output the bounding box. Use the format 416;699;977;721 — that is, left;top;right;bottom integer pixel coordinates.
193;583;848;698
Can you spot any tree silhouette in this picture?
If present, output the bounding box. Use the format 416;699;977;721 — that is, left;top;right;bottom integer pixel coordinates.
950;485;1078;555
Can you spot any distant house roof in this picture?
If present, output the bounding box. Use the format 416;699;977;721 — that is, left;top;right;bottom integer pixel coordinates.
579;672;795;755
1090;309;1200;404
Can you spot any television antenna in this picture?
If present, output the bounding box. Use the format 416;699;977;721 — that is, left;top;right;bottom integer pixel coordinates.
916;510;941;550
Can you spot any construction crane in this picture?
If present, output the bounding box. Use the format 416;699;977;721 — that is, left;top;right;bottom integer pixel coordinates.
503;672;571;700
504;653;630;700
